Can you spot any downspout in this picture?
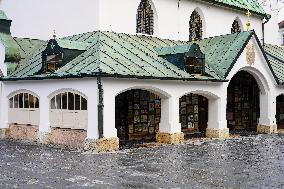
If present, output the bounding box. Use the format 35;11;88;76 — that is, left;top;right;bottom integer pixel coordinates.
97;69;104;138
262;15;271;46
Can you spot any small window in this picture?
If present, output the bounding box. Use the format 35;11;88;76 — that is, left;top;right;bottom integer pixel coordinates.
185;58;204;75
231;19;241;34
189;10;203;42
136;0;154;35
46;54;63;72
42;39;63;73
184;44;205;75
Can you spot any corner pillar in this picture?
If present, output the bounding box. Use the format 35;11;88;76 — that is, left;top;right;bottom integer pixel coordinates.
257;93;277;134
37;97;50;143
157;96;184;144
84;83;119;152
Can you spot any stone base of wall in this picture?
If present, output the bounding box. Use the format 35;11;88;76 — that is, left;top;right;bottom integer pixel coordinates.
0;128;8;139
8;124;39;141
49;128;87;148
37;131;50;144
257;124;277;134
87;137;119;152
156;132;184;144
206;128;229;139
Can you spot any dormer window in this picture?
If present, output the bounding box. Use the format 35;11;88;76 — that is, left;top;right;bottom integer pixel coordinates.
42;39;63;73
46;54;63;72
184;43;205;75
185;57;204;75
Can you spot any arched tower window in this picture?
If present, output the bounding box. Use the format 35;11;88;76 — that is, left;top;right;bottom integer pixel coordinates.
189;10;203;42
136;0;154;35
231;19;241;34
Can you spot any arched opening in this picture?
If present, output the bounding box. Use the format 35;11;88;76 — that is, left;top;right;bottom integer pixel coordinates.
48;90;88;147
227;71;260;132
8;91;39;125
189;10;203;42
49;91;88;130
179;93;208;138
115;89;161;146
276;95;284;129
136;0;154;35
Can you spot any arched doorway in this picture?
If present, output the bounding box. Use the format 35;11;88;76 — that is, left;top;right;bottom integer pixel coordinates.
115;89;161;146
179;94;208;138
276;95;284;129
227;71;260;131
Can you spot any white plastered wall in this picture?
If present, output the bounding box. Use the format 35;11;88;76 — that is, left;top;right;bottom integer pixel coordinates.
226;36;278;126
1;0;263;41
0;78;99;139
99;0;263;41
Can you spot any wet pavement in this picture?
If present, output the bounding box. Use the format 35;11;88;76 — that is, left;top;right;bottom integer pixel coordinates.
1;134;284;189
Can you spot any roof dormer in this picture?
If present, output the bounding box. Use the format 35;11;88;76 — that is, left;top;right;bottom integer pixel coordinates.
155;43;205;76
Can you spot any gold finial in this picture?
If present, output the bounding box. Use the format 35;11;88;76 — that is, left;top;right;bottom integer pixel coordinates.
53;29;56;39
246;10;252;31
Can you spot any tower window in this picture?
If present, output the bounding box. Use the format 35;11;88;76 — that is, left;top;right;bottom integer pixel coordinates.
231;19;241;34
189;10;203;42
136;0;154;35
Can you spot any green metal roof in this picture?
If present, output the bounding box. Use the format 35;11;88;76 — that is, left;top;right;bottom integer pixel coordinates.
0;33;21;62
6;30;262;82
0;10;9;20
201;0;268;19
57;39;90;51
13;37;45;60
264;44;284;84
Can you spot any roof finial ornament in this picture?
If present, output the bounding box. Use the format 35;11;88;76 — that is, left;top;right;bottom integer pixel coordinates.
53;29;56;39
246;10;252;31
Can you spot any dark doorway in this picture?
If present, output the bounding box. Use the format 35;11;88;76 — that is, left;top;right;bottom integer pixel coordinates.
276;95;284;129
227;71;260;131
179;94;208;138
115;89;161;147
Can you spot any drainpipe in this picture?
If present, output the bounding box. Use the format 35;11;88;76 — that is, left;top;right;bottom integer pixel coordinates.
97;69;104;138
262;16;270;46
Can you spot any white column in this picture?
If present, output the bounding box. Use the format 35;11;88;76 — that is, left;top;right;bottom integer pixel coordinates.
39;97;50;133
86;92;99;139
208;96;227;129
0;83;9;129
259;92;276;125
103;88;117;138
160;96;181;133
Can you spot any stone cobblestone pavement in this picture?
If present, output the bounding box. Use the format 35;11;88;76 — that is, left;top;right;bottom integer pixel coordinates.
0;134;284;188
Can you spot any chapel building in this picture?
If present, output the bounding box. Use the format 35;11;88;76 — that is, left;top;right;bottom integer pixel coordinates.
0;0;284;151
